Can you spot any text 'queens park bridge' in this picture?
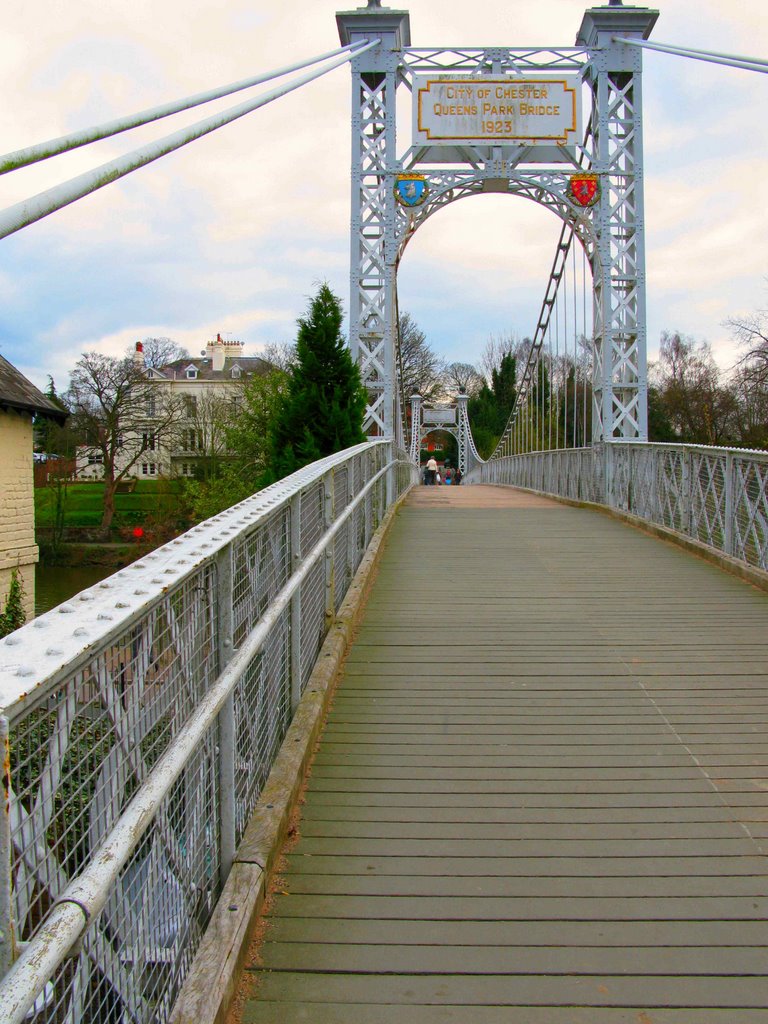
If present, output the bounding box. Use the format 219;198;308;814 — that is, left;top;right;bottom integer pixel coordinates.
2;2;768;1022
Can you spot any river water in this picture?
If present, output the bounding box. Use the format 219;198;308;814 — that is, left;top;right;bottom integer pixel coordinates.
35;563;115;616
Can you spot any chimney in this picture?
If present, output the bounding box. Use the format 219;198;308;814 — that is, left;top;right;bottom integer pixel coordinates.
210;334;226;372
133;341;145;367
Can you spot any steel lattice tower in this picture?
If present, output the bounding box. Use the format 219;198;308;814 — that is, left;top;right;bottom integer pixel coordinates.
338;1;658;447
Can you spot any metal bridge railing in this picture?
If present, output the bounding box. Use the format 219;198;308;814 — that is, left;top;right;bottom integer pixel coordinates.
473;441;768;573
0;440;417;1024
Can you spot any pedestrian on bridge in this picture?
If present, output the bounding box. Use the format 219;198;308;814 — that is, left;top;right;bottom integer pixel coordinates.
425;456;438;485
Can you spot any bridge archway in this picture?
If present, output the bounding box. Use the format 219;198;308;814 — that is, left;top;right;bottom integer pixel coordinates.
338;1;658;451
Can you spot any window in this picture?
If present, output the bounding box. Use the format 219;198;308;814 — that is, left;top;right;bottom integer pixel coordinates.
231;366;242;379
184;395;197;416
187;429;197;450
87;453;103;465
142;432;156;451
141;463;157;476
146;396;157;417
185;366;198;380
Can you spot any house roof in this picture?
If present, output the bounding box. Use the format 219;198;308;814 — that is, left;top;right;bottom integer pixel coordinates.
0;355;67;422
154;356;271;381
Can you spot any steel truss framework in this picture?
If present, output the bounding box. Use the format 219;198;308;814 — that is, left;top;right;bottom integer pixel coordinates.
340;5;658;450
408;392;483;477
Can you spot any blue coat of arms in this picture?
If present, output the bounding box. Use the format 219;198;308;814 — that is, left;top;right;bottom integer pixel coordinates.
394;174;429;208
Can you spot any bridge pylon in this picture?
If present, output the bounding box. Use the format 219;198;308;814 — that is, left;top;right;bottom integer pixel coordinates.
577;3;659;442
337;3;411;440
338;0;658;445
409;390;483;477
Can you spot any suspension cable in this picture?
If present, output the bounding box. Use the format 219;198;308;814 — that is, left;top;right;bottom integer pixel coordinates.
490;223;575;459
613;37;768;75
0;43;368;176
0;38;379;241
582;244;588;445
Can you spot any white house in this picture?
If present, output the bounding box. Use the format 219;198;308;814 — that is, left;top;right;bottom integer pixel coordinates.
76;335;271;481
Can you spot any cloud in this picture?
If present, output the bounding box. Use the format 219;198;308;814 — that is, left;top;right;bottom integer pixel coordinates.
1;0;766;398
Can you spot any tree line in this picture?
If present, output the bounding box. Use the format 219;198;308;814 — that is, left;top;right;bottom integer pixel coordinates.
38;286;367;534
401;302;768;457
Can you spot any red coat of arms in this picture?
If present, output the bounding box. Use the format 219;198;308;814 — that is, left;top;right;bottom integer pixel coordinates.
568;174;600;208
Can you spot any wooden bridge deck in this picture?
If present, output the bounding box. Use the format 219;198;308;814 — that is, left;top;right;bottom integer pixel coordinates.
240;485;768;1024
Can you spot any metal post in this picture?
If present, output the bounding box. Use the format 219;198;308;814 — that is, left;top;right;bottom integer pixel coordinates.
347;460;357;585
0;717;14;979
324;471;335;626
385;443;395;510
683;448;693;538
603;442;614;507
409;393;422;464
215;548;236;884
290;493;303;710
724;450;735;556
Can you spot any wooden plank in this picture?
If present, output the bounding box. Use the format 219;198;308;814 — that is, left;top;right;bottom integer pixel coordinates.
300;790;768;807
295;820;750;841
264;893;768;920
258;942;768;976
248;971;768;1007
298;804;742;823
264;916;768;947
282;854;768;876
281;873;768;898
243;1004;768;1024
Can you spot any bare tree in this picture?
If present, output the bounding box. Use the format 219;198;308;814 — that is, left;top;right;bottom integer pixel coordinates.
726;310;768;387
729;363;768;448
66;353;181;533
135;337;191;369
479;332;522;383
397;312;445;402
443;361;485;399
653;332;737;445
177;387;242;481
260;341;297;372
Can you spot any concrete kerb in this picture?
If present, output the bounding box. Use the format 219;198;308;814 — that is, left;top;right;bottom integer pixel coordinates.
168;485;413;1024
485;482;768;594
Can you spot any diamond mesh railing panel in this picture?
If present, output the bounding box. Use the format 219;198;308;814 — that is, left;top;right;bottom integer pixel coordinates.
689;450;727;549
9;565;217;949
34;728;220;1024
0;441;419;1024
299;560;327;694
232;510;290;648
233;609;291;842
733;457;768;568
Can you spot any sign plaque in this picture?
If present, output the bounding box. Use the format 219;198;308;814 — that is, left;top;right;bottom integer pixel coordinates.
414;75;580;149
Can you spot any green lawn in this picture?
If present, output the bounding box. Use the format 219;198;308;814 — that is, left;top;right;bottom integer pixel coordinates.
36;480;186;529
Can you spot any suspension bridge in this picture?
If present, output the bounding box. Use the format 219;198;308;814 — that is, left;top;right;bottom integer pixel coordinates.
1;1;768;1022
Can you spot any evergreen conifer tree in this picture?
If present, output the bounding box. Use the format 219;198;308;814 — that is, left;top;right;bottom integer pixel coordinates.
266;285;367;481
0;569;26;639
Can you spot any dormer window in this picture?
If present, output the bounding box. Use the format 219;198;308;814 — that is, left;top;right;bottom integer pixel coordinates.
231;365;242;379
185;364;198;380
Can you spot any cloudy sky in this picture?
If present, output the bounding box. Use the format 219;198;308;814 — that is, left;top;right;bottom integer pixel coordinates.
1;0;766;393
